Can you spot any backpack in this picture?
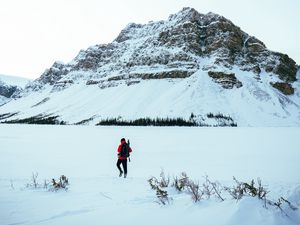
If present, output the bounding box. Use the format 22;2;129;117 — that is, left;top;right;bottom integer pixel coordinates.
120;143;130;158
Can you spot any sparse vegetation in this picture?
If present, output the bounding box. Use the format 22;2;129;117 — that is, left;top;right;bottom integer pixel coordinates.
148;171;298;216
0;112;19;120
186;179;203;202
97;117;198;127
172;172;189;192
74;117;95;125
1;114;66;125
155;186;170;205
148;171;172;205
25;173;69;192
224;177;268;204
206;113;237;127
50;175;69;191
202;175;224;201
1;113;237;127
97;115;237;127
26;172;40;189
270;197;298;216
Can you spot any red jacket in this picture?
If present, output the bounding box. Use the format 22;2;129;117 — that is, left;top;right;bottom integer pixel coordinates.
117;140;132;160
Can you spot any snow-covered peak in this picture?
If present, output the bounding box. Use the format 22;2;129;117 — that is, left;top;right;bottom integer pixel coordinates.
168;7;204;23
113;8;229;44
167;8;231;28
0;74;31;106
0;8;299;126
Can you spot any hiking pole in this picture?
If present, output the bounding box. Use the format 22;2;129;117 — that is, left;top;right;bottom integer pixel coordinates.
128;139;131;162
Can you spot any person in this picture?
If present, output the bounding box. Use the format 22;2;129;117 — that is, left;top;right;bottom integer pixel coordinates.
116;138;132;178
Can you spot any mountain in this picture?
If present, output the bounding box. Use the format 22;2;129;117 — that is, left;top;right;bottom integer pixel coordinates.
0;74;31;106
0;7;299;126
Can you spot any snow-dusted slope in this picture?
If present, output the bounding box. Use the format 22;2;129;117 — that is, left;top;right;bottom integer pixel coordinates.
0;7;299;126
0;74;31;106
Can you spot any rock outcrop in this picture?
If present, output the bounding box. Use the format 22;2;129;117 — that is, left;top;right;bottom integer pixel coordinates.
208;71;242;89
0;8;299;126
271;82;294;95
0;75;30;105
22;7;297;96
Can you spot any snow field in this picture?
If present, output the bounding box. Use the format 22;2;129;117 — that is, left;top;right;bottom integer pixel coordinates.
0;68;299;127
0;125;299;225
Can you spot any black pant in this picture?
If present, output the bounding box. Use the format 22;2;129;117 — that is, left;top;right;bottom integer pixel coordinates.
116;159;127;174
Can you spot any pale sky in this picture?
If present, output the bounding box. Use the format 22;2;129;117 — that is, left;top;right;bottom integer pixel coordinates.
0;0;299;79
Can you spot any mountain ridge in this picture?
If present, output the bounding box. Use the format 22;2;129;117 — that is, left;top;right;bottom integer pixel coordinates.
0;7;299;126
0;74;31;106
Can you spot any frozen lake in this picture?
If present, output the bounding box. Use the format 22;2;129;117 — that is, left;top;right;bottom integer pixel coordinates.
0;125;299;182
0;125;299;225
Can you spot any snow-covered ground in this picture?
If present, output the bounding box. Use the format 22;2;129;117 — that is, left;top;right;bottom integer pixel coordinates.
0;125;299;225
1;68;300;126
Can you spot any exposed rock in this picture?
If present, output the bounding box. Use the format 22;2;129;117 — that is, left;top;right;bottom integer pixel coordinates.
0;85;20;98
272;53;297;82
38;61;70;85
18;7;298;96
72;44;118;71
108;75;125;81
126;80;140;86
168;7;203;24
106;70;194;81
208;71;243;89
158;21;202;54
114;23;144;43
86;80;102;85
270;82;294;95
244;36;266;53
253;65;261;74
0;76;27;103
31;97;50;108
0;8;299;127
99;81;119;89
51;80;74;92
132;70;194;80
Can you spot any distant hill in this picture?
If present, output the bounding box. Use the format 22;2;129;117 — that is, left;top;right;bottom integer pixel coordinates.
0;74;31;106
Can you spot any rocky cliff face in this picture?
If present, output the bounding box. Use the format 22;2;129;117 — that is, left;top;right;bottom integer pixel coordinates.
0;7;299;126
0;75;30;106
24;7;297;95
0;84;20;99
